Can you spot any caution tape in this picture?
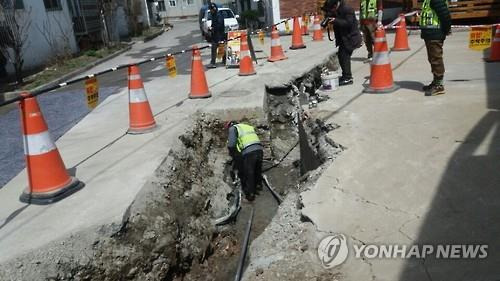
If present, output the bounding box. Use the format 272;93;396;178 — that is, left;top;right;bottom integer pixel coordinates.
384;11;498;30
384;10;419;29
0;44;212;107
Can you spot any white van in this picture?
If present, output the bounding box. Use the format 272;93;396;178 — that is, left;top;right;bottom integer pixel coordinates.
200;8;239;40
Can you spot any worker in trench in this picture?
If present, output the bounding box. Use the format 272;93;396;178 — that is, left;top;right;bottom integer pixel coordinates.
225;121;263;202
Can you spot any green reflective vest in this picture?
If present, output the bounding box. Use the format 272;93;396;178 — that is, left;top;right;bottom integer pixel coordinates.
420;0;441;29
235;124;260;152
360;0;377;20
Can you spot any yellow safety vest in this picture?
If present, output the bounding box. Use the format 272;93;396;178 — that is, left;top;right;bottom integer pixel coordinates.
420;0;441;29
360;0;377;20
235;124;260;152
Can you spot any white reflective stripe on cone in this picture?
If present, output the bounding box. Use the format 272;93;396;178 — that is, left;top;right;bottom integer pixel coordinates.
23;131;56;156
372;51;390;65
374;37;386;42
129;88;148;103
193;56;202;61
271;38;280;46
240;50;250;57
496;29;500;34
128;74;141;80
314;24;321;30
494;38;500;42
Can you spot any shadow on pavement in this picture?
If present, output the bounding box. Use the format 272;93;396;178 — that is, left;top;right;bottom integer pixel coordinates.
0;204;29;231
398;40;500;281
397;80;425;92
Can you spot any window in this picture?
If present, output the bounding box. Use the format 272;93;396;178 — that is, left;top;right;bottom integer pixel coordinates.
0;0;24;9
157;1;166;11
169;0;176;7
43;0;62;11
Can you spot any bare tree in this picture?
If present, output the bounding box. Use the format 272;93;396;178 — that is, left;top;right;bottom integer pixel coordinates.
35;12;73;61
0;0;32;84
97;0;119;47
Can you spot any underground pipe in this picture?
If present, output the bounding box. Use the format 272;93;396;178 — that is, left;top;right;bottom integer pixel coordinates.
234;207;254;281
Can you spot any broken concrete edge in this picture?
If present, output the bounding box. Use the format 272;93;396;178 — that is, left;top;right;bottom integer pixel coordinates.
0;43;134;101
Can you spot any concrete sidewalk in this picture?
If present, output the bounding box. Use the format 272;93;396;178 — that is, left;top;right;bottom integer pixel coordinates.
301;31;500;280
0;31;336;264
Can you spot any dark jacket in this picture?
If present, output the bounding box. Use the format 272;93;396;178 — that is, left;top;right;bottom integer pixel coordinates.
210;11;226;43
420;0;451;41
332;2;362;52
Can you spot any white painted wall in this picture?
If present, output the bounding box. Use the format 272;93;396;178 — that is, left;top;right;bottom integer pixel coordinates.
3;1;78;75
164;0;203;18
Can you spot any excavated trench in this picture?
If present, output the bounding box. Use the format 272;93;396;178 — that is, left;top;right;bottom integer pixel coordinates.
11;58;342;281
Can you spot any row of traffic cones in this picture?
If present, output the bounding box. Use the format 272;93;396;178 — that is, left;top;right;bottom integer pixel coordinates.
17;18;499;205
17;41;226;204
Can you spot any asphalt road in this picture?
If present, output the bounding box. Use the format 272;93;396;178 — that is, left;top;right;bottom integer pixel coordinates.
0;20;203;188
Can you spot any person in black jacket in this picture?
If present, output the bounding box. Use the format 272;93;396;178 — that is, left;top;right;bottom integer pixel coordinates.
420;0;451;96
207;3;226;68
323;0;362;86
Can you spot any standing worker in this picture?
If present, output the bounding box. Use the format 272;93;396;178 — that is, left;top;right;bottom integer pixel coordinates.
359;0;382;62
321;0;362;86
420;0;451;96
225;121;263;202
207;3;226;68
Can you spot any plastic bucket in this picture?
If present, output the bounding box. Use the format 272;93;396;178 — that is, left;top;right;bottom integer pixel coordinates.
321;71;339;91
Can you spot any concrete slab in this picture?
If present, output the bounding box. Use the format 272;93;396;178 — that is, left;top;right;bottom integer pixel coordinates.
301;31;500;280
0;30;336;264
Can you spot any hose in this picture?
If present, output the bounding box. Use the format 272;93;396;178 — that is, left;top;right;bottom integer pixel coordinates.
234;207;254;281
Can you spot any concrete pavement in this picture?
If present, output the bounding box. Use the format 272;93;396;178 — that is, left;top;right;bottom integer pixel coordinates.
0;24;336;265
301;30;500;280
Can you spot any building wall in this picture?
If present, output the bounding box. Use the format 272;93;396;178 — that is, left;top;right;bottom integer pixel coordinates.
279;0;319;19
2;0;78;75
163;0;203;18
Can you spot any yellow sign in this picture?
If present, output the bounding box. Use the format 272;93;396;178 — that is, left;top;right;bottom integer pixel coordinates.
303;15;309;29
85;77;99;109
166;55;177;77
258;31;265;44
227;31;243;67
469;27;492;51
285;20;290;33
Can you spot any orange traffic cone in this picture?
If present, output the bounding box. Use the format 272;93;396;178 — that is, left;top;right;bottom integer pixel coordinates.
189;46;211;98
18;92;83;204
486;24;500;62
364;27;399;93
239;32;256;76
128;65;157;134
392;14;410;51
312;15;324;41
301;15;309;35
268;26;288;62
290;16;306;50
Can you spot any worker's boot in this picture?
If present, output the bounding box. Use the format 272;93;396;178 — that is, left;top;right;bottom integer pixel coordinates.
426;84;445;96
422;81;436;92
